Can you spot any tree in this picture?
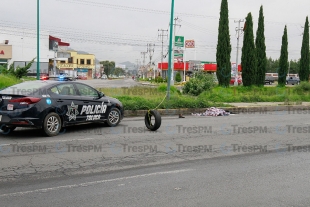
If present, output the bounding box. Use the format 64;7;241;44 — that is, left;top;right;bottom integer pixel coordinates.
113;67;125;77
241;12;256;86
299;16;309;82
216;0;231;87
99;60;115;78
278;25;288;86
255;6;267;86
175;72;181;82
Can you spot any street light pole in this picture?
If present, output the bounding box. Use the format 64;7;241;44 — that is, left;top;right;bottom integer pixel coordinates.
167;0;174;99
234;19;244;86
36;0;40;80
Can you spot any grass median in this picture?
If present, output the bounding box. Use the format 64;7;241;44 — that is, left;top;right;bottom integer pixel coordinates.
0;74;22;90
98;83;310;110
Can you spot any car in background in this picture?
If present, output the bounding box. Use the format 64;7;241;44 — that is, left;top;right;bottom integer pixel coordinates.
0;80;124;136
58;73;76;81
286;76;300;85
265;76;275;85
101;75;107;80
230;77;242;85
39;73;49;80
77;75;87;80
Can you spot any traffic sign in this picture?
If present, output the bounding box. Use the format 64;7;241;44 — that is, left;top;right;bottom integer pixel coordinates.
175;36;184;47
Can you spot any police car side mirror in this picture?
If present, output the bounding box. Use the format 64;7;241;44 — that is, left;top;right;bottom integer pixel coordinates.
99;92;105;98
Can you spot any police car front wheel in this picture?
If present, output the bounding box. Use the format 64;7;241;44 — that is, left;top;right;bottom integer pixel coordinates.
106;108;121;127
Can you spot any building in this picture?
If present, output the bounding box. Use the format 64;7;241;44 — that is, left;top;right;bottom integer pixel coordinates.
56;50;95;79
158;61;242;80
0;40;12;66
0;26;95;78
0;26;62;73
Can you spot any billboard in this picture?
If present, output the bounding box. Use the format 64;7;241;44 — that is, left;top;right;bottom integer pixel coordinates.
185;40;195;48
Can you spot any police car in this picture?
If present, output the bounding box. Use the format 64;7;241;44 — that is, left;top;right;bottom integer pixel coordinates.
0;80;124;136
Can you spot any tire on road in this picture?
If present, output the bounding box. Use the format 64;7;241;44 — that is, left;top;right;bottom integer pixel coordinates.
145;110;161;131
106;107;121;127
0;125;16;134
42;112;62;137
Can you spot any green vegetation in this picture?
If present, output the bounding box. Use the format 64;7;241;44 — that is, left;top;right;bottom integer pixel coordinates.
175;72;181;82
255;6;267;86
0;74;22;89
201;85;310;103
183;71;215;96
98;82;310;110
216;0;231;87
0;59;34;79
98;85;226;110
155;76;164;83
241;12;256;86
278;26;288;86
299;16;309;81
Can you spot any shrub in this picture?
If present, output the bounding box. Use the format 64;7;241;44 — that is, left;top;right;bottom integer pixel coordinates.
183;71;215;96
155;76;163;83
157;84;177;93
175;72;182;82
296;81;310;92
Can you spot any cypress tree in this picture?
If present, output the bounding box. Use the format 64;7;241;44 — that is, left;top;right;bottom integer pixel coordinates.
255;6;267;86
278;26;288;86
216;0;231;87
299;16;309;82
241;13;256;86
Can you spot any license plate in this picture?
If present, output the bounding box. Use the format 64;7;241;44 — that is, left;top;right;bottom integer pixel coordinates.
7;104;13;111
0;115;2;121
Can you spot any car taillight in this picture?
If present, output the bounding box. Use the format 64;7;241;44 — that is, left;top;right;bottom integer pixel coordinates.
9;97;41;105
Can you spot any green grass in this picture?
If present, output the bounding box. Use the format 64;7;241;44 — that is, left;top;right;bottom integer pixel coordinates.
199;84;310;102
98;86;230;110
0;74;22;90
98;83;310;110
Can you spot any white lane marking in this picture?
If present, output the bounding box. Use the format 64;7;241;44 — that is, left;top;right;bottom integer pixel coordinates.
0;138;95;147
0;169;194;197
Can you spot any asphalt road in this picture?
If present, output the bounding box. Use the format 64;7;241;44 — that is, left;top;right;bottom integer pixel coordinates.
1;111;310;180
77;78;140;88
1;150;310;207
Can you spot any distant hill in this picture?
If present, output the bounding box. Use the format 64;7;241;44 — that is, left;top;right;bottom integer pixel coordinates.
118;61;136;70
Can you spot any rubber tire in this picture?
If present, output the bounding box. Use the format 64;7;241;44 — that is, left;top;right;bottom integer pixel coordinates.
42;112;62;137
0;125;16;134
145;110;161;131
106;107;121;127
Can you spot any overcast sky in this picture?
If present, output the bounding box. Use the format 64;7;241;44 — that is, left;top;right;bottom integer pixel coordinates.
1;0;310;65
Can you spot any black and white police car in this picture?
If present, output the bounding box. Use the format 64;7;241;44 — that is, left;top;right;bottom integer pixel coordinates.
0;80;124;136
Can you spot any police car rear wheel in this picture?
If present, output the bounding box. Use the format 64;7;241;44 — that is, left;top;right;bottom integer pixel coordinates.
106;108;121;127
0;125;16;134
43;112;61;137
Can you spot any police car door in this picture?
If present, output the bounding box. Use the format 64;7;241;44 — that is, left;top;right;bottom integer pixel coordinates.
74;83;109;122
49;83;84;124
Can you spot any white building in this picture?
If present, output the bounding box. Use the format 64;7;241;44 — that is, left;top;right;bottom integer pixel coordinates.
0;26;69;74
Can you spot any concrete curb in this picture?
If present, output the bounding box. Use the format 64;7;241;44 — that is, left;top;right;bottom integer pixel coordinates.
124;105;310;117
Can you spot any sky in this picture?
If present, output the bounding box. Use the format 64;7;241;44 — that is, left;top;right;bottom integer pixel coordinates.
1;0;310;66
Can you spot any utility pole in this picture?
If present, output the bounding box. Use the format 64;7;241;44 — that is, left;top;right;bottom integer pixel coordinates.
167;0;175;99
147;43;155;79
171;17;181;86
36;0;40;80
158;29;168;78
141;51;147;79
234;19;244;86
136;59;140;78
